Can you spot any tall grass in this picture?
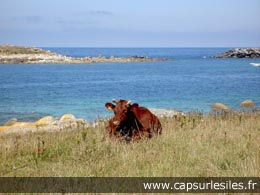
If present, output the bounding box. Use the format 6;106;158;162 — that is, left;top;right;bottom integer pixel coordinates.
0;111;259;177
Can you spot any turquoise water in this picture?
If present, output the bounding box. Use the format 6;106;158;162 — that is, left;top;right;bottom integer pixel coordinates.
0;48;260;124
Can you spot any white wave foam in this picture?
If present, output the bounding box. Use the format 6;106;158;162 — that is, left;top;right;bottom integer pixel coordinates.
250;63;260;67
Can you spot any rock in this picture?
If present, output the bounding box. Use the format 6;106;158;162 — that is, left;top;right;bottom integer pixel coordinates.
11;122;35;127
240;100;255;107
215;48;260;58
0;114;89;135
4;118;17;126
211;103;229;111
0;126;9;132
1;120;34;132
60;114;76;122
149;108;184;117
35;116;55;126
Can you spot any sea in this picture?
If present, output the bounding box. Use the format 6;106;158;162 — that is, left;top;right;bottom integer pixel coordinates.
0;48;260;124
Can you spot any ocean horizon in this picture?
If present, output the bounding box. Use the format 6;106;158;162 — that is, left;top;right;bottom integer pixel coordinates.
0;47;260;124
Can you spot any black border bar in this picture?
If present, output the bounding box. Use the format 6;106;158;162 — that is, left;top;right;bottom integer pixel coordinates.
0;177;259;193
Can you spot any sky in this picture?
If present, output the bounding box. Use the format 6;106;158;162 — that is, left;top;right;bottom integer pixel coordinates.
0;0;260;47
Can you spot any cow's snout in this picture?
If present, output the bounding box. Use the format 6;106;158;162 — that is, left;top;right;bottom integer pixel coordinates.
113;120;120;126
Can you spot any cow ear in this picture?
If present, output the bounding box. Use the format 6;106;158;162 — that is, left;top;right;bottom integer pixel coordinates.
105;102;115;111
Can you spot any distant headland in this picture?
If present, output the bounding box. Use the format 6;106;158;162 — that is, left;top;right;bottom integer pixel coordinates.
215;48;260;58
0;45;165;64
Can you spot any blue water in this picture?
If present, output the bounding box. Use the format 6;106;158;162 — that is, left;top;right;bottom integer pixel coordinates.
0;48;260;124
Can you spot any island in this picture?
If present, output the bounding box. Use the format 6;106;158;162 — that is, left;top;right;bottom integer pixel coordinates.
215;48;260;58
0;45;165;64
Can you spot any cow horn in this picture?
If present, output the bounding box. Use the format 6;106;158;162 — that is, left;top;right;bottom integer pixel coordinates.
126;100;131;105
112;99;119;103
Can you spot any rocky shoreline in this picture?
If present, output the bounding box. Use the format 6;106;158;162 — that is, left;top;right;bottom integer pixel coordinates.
215;48;260;58
1;101;257;135
0;108;183;135
0;45;166;64
0;114;89;135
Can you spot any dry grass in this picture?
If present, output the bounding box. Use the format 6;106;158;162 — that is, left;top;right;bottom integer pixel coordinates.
0;111;259;178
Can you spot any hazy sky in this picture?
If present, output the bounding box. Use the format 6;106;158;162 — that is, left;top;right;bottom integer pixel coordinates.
1;0;260;47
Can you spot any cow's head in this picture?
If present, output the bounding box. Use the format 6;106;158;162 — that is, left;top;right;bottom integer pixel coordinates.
105;99;131;126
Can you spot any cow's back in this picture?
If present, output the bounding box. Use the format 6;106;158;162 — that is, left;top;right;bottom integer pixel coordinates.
131;105;162;135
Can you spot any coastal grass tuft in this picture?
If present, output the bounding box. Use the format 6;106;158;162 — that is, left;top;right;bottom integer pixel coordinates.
0;111;259;177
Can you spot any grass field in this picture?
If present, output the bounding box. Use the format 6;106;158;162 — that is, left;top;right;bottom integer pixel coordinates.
1;111;259;178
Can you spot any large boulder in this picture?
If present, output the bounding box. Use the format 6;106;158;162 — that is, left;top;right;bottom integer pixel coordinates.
11;122;35;127
240;100;255;107
0;120;35;132
35;116;55;126
211;103;229;111
59;114;76;122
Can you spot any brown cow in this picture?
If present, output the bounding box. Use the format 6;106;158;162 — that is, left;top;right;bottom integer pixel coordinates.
105;99;162;140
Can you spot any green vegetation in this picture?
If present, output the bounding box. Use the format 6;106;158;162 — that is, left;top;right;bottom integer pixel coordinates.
0;111;259;177
0;45;55;55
